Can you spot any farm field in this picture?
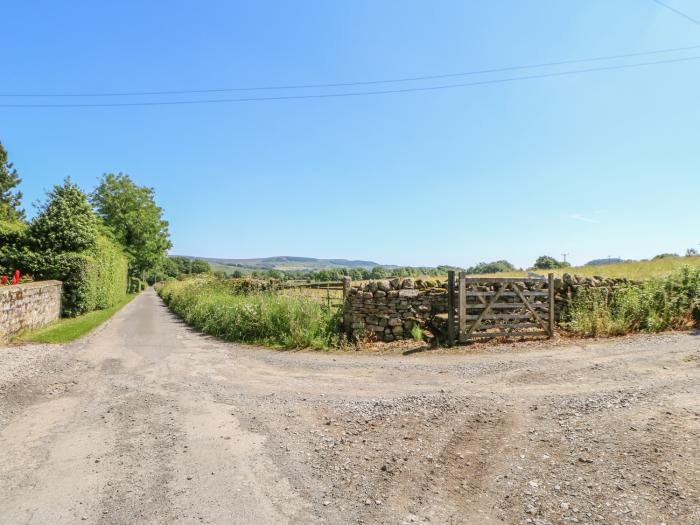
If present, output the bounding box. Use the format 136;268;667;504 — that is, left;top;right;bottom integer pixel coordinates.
479;255;700;280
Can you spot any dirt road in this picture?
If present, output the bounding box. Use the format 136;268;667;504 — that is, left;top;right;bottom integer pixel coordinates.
0;289;698;524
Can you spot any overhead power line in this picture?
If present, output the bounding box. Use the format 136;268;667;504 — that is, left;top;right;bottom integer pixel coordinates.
1;54;698;108
1;43;700;98
652;0;700;26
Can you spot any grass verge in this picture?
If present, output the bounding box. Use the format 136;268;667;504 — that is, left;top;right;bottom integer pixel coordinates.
561;266;700;337
156;277;341;349
14;293;138;344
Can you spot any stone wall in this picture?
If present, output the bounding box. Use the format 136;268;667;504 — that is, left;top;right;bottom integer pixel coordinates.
344;273;632;342
553;273;632;317
0;281;62;342
344;278;448;342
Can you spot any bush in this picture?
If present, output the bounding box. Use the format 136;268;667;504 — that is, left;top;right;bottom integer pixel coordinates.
562;266;700;336
9;234;128;316
128;277;142;293
157;277;340;349
534;255;570;270
0;219;27;274
466;260;516;274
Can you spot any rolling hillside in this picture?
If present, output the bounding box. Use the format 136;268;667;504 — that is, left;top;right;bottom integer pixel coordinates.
178;255;388;273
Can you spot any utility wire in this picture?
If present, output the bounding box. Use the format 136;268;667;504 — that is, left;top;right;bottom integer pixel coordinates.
1;54;698;108
652;0;700;25
2;43;700;97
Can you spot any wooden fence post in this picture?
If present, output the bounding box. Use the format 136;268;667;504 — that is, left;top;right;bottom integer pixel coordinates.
548;273;555;338
342;276;352;335
447;271;455;346
458;271;466;343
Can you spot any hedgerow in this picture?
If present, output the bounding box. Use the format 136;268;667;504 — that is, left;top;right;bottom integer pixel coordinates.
4;233;128;316
0;181;129;316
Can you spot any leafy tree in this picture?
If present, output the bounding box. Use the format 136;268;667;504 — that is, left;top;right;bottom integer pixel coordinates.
652;253;679;260
91;173;171;276
29;178;99;253
0;141;24;221
189;259;211;274
687;248;699;257
533;255;570;270
370;266;388;279
466;260;516;274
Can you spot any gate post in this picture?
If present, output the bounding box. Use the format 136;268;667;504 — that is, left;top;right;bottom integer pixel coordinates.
458;271;466;343
548;273;555;338
447;271;455;346
342;276;352;336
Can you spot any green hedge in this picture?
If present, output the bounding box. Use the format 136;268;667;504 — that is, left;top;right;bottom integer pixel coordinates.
2;233;128;316
0;220;27;275
128;276;148;293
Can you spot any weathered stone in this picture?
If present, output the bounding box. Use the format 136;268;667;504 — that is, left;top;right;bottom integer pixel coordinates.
401;278;414;289
374;290;386;298
0;281;62;342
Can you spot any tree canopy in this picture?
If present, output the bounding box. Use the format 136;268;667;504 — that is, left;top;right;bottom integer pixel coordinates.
29;178;99;253
0;141;24;221
465;260;516;274
533;255;570;270
91;173;171;276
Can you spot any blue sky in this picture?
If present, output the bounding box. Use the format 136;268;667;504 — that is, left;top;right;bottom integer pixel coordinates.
2;1;699;268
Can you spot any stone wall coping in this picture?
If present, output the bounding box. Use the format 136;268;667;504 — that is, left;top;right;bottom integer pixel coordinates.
0;280;63;294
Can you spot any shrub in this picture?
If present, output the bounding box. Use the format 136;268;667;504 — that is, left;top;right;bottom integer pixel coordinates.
534;255;570;270
410;324;423;341
28;179;99;253
157;277;340;349
9;234;128;316
562;266;700;337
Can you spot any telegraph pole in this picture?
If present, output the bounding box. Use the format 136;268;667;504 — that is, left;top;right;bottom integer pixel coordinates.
561;253;569;263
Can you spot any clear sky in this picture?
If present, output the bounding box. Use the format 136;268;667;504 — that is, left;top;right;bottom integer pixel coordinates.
2;1;699;268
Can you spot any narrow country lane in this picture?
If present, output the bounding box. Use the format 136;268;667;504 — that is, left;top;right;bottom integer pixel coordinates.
0;289;698;524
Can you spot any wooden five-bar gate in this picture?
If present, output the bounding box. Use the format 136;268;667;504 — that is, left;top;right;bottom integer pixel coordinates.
446;271;555;346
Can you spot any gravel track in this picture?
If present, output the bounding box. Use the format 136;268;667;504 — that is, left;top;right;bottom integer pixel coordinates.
0;289;698;524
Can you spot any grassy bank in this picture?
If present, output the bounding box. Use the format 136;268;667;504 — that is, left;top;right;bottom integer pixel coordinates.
15;293;137;344
156;278;340;349
478;255;700;280
562;266;700;337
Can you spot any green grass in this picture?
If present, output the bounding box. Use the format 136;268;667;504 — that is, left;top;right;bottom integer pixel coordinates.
561;266;700;337
476;256;700;280
14;293;138;344
156;277;341;349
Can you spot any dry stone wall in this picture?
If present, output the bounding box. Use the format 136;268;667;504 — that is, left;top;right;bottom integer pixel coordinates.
0;281;62;342
344;278;448;342
344;273;632;342
553;273;631;318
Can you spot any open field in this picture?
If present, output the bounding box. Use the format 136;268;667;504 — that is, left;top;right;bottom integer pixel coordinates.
376;256;700;284
480;255;700;280
1;290;698;524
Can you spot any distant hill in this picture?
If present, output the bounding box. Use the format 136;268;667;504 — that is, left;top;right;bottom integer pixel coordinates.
177;255;387;273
